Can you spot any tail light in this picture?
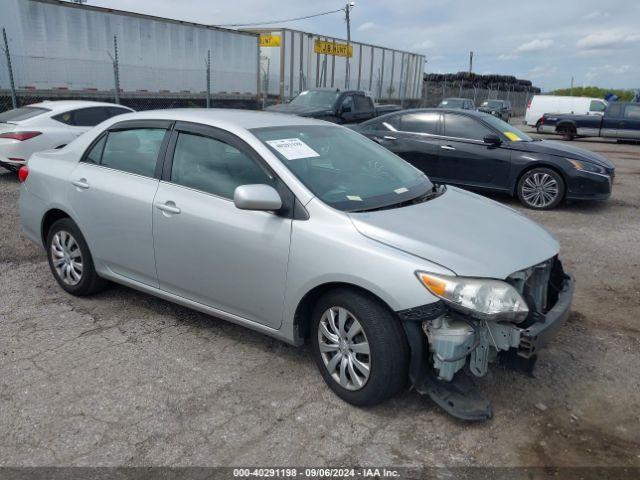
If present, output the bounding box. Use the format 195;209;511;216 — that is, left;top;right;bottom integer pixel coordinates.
0;131;42;141
18;166;29;183
539;117;544;125
526;100;532;109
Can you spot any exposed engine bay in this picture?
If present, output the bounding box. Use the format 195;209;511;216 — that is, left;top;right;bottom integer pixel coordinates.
399;256;573;421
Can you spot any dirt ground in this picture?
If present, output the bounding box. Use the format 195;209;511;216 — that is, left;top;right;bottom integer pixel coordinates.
0;125;639;468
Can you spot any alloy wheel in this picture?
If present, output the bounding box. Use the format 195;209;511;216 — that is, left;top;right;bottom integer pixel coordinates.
51;230;83;286
521;172;559;209
317;306;371;391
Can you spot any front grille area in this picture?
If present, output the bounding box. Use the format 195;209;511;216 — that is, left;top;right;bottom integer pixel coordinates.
507;256;567;326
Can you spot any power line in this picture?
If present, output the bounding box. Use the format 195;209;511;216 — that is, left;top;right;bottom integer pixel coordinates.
216;7;345;27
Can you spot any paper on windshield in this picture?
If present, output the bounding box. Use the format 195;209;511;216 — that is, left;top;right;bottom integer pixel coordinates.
266;138;320;160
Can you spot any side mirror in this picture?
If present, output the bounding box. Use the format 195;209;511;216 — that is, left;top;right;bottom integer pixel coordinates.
483;133;502;146
233;184;282;211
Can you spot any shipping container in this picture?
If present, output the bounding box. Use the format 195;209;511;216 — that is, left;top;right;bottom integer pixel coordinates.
247;28;425;101
0;0;259;96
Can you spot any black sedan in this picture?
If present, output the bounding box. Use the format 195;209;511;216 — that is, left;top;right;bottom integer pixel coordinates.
478;99;512;121
351;109;615;210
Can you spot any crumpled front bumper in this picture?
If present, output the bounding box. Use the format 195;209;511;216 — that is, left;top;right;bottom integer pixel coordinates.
398;266;576;421
518;274;575;357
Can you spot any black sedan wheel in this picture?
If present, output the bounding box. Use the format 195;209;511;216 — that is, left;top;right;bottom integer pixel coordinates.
517;168;565;210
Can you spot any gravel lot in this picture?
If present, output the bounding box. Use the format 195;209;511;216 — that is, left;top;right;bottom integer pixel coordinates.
0;125;639;467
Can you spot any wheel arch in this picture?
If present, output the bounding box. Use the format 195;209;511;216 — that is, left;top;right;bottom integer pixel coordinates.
41;208;73;247
556;120;577;133
293;281;399;344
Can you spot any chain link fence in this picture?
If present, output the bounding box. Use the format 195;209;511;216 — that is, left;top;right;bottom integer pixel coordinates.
0;90;259;113
419;80;534;117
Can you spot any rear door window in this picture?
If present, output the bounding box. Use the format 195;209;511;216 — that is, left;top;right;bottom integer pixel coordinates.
0;107;50;122
100;129;166;177
54;107;126;127
399;112;441;134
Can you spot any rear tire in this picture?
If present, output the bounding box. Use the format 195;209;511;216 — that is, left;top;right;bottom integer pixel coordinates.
517;167;565;210
310;289;409;406
559;125;576;141
46;218;107;296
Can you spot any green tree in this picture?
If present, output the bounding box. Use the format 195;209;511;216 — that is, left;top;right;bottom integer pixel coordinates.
551;86;634;101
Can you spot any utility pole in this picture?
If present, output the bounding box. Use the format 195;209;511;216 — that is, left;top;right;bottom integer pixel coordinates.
344;2;355;88
469;51;473;74
205;49;211;108
107;35;121;104
261;55;270;110
570;76;574;96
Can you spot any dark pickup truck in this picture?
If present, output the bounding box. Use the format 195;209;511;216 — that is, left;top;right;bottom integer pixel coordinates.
265;88;401;124
540;102;640;141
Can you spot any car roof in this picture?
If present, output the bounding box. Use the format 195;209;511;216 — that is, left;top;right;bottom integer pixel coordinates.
26;100;133;112
107;108;335;130
365;108;493;124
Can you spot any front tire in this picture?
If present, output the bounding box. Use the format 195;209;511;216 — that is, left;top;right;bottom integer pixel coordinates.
517;168;565;210
310;289;409;406
46;218;107;296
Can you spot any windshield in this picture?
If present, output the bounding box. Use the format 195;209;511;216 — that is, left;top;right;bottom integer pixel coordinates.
481;100;504;108
289;90;340;109
439;99;464;108
251;125;433;212
481;114;533;142
0;107;50;123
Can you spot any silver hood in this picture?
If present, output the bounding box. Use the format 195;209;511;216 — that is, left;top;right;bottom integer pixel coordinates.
348;187;559;279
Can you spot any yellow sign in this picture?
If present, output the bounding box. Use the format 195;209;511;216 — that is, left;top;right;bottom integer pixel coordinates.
503;131;522;142
260;35;281;47
314;40;353;58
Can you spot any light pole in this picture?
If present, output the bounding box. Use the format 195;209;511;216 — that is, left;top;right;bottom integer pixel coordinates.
344;2;355;89
261;55;271;110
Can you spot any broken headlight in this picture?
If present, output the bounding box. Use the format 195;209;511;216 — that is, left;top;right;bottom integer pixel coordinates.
416;271;529;323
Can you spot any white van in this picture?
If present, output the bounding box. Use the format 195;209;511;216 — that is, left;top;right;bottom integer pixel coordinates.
525;95;607;129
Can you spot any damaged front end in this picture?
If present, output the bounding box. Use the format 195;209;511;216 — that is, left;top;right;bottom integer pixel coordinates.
399;256;574;421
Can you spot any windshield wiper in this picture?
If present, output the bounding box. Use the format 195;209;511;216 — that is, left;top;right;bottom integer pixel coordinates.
351;185;445;213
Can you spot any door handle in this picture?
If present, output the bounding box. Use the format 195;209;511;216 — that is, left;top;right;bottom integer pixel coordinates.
155;201;181;214
72;178;89;189
440;145;456;151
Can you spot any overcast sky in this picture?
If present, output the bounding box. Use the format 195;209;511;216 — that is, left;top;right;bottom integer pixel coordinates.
87;0;639;91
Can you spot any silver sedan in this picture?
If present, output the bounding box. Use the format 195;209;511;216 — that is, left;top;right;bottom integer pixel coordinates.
19;109;574;419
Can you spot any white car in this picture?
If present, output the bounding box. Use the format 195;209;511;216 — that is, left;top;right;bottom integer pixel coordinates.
525;95;607;130
0;100;133;172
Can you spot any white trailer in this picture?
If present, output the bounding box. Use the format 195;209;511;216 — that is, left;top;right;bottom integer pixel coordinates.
247;28;425;102
0;0;259;96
